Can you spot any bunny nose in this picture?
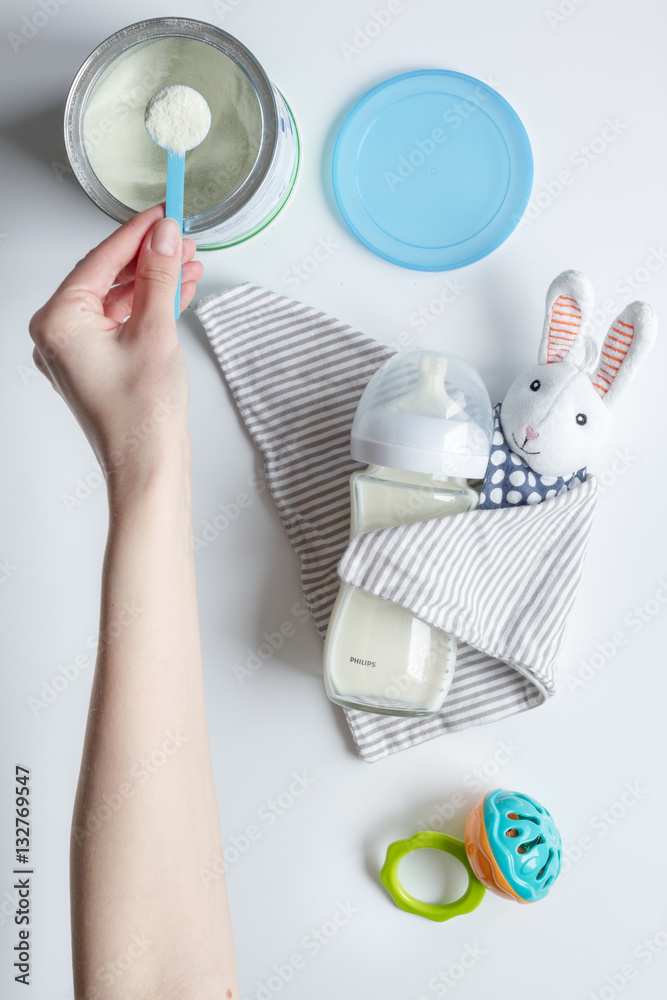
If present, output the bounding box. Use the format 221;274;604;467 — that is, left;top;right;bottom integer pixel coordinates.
525;426;540;441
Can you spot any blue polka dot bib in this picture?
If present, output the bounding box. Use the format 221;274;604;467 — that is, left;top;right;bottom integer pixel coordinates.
479;404;587;509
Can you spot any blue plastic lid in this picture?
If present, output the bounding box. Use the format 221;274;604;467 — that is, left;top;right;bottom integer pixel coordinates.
332;70;533;271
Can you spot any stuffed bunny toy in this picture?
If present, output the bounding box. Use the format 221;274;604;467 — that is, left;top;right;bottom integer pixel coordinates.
478;270;656;509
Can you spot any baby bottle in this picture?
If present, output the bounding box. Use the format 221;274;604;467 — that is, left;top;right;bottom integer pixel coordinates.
323;350;493;717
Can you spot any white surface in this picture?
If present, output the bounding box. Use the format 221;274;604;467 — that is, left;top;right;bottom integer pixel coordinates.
2;1;667;998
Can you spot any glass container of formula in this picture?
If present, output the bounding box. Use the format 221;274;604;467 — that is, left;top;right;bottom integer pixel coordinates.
324;350;493;717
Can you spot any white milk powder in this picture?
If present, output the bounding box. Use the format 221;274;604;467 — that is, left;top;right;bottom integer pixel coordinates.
144;85;211;155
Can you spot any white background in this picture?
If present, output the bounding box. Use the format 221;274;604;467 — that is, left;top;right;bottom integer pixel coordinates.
2;1;667;998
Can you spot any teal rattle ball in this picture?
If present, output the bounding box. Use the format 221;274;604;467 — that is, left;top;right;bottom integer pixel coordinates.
465;789;561;902
380;788;562;922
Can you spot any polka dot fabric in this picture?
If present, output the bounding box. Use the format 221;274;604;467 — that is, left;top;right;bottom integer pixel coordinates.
479;404;587;509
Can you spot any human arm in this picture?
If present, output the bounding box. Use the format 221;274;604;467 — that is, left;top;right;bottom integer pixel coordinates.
29;206;239;1000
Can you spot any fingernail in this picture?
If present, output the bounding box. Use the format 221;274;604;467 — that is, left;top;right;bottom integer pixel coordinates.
151;217;181;256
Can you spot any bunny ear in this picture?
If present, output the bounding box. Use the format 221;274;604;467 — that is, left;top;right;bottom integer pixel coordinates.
591;301;657;405
538;270;595;365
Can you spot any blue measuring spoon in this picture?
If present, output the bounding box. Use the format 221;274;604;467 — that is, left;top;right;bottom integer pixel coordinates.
145;86;211;317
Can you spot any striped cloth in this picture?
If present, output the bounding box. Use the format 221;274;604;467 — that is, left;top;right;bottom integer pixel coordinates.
193;283;598;763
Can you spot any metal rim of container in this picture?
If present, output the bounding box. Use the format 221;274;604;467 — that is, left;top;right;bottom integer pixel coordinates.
64;17;279;234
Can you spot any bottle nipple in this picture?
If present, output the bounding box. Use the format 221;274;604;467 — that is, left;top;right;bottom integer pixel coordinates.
386;355;464;419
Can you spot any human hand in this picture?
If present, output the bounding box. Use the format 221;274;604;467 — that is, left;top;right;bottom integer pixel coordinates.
29;204;204;494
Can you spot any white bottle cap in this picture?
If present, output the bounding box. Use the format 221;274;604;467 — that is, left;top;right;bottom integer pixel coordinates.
351;350;493;479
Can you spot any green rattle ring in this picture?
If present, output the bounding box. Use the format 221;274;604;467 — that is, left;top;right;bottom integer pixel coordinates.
380;830;486;922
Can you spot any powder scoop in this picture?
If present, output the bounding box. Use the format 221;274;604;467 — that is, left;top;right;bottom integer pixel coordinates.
145;85;211;316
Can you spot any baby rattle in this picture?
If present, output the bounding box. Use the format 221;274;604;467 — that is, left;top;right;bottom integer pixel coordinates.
479;270;657;507
380;789;561;921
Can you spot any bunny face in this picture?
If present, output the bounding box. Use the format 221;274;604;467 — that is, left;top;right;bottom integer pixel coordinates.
498;270;656;479
500;361;611;476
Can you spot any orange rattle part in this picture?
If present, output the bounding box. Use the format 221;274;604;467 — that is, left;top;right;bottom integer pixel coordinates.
464;796;526;903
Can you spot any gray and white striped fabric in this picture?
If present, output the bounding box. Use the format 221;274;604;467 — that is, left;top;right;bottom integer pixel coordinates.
194;282;598;763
